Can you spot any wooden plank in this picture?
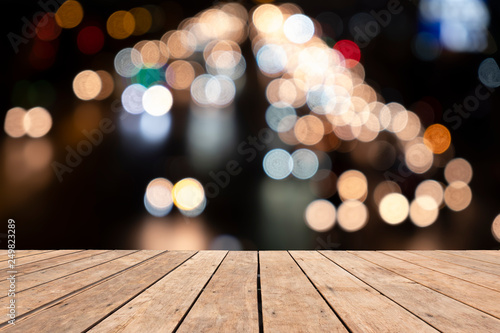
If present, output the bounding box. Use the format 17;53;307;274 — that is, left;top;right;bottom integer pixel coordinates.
290;251;437;333
3;250;136;293
0;250;166;326
382;251;500;292
412;251;500;276
1;251;194;332
352;251;500;319
439;250;500;265
0;250;107;278
88;251;227;333
0;250;53;261
260;251;347;332
177;251;259;333
321;251;500;332
0;250;82;270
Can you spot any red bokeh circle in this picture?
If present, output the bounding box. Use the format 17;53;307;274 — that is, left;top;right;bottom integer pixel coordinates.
77;26;105;55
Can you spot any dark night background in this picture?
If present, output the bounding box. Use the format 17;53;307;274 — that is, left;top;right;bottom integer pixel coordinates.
2;0;500;250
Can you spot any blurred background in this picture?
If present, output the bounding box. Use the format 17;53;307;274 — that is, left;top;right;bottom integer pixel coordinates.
2;0;500;250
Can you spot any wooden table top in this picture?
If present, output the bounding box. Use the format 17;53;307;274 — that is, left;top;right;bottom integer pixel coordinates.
1;250;500;332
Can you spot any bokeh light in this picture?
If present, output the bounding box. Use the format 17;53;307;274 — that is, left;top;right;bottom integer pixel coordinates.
444;158;473;184
144;178;174;217
257;44;287;76
379;193;409;225
122;84;146;114
166;60;195;90
107;10;135;39
253;4;283;34
405;142;434;174
73;70;102;101
492;215;500;242
4;107;27;138
277;115;298;134
380;103;407;133
337;170;368;202
478;58;500;88
291;149;318;179
24;107;52;138
95;70;114;100
77;26;105;55
205;41;246;80
129;7;152;35
444;181;472;211
419;0;489;53
165;30;197;59
139;40;168;68
284;14;315;44
424;124;451;154
3;1;494;250
373;181;401;206
266;105;296;132
305;199;336;232
415;180;444;207
114;48;142;77
333;40;361;67
190;74;236;107
36;13;61;41
266;78;295;107
410;195;439;227
337;200;368;232
55;0;83;29
142;85;173;116
395;111;421;141
263;149;293;180
294;115;324;145
172;178;206;216
132;67;165;87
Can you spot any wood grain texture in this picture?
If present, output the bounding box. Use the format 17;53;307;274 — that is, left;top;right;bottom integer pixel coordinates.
438;250;500;265
0;250;107;287
260;251;347;333
3;250;136;293
290;251;437;333
0;251;153;326
412;250;500;276
2;251;194;332
177;251;259;333
4;250;500;332
352;251;500;319
322;251;500;332
88;251;227;333
0;250;82;273
0;250;53;261
382;251;500;292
